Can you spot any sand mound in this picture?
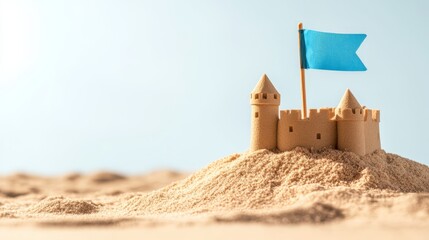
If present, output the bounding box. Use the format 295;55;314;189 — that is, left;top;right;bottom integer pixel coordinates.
124;148;429;214
62;172;82;181
143;170;186;179
29;196;99;214
8;173;36;179
0;190;30;198
88;172;126;183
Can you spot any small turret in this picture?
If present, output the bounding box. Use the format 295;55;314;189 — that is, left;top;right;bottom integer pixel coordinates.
250;74;280;151
336;89;366;155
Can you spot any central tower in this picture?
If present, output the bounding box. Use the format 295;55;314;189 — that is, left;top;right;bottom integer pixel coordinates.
250;74;280;151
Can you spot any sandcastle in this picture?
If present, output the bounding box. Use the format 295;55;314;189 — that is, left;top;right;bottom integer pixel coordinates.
250;74;381;155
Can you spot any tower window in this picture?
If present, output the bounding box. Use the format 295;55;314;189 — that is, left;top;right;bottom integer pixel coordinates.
255;112;259;118
262;93;267;99
289;126;293;132
274;94;278;99
255;94;259;99
316;133;321;140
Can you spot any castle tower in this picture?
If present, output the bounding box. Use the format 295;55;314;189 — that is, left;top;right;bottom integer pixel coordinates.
250;74;280;151
336;89;366;155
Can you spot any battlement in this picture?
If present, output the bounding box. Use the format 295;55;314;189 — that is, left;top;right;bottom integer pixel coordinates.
336;108;380;122
309;108;336;120
280;109;301;120
280;108;336;121
250;93;280;105
363;109;380;122
336;108;365;120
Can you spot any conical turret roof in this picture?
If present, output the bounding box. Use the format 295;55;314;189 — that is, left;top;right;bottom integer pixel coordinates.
251;74;279;94
337;89;362;109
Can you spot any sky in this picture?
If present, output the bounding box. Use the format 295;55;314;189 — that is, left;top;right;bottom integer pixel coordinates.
0;0;428;174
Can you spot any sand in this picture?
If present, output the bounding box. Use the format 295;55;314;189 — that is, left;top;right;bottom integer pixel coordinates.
1;149;429;239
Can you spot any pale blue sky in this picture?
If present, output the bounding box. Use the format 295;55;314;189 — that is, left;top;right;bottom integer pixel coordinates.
0;0;428;174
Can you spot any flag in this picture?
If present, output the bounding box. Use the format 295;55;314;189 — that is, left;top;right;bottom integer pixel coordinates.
299;29;367;71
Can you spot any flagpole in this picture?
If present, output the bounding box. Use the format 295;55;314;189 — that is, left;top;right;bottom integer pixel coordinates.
298;22;308;119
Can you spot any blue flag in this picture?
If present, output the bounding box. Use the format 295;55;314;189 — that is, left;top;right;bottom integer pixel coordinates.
299;29;367;71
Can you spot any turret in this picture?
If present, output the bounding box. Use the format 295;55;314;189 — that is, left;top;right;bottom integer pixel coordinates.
336;89;366;155
250;74;280;151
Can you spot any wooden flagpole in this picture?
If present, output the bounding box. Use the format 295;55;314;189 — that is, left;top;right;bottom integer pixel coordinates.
298;22;307;119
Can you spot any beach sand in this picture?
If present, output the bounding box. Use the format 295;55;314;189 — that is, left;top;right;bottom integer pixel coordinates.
1;148;429;239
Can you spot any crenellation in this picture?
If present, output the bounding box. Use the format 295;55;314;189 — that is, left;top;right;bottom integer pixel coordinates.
363;109;371;121
337;108;365;120
281;108;337;122
372;110;380;122
280;110;301;121
327;108;336;119
363;109;380;122
308;108;336;121
308;109;318;119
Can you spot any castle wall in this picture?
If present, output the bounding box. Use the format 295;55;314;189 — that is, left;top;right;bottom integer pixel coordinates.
277;108;337;151
363;109;381;154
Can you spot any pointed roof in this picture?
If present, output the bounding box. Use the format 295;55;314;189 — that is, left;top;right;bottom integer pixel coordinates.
251;74;279;94
337;89;362;109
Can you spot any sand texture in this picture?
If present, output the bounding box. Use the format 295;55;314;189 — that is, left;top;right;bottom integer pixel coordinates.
1;149;429;239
